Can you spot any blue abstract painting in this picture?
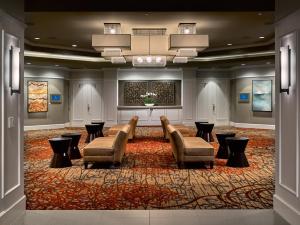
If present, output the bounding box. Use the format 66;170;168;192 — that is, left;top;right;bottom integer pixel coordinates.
252;80;272;112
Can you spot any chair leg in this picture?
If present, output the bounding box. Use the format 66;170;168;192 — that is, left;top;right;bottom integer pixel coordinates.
209;161;214;169
178;162;185;169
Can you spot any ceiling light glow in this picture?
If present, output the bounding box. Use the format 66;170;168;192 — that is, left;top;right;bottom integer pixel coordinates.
146;56;152;63
137;57;143;63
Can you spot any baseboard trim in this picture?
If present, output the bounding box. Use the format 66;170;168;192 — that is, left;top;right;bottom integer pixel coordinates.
274;194;300;225
24;123;66;131
230;121;275;130
0;195;26;225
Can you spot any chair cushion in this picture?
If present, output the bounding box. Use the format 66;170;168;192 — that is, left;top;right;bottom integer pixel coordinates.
84;139;114;156
184;138;214;156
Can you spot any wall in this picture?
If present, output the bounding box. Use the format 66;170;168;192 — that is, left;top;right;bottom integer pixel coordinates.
230;66;275;125
274;5;300;225
24;66;70;127
0;8;25;225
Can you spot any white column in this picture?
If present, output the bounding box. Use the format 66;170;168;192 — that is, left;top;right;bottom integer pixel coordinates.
274;8;300;225
0;9;25;225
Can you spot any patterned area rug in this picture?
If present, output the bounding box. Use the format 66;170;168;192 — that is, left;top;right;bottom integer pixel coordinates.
24;126;275;209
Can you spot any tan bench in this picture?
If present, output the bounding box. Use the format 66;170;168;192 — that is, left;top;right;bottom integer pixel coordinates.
107;116;139;140
83;124;130;168
160;115;191;139
167;124;214;169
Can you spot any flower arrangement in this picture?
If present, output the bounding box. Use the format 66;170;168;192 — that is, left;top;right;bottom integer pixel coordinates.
140;92;157;106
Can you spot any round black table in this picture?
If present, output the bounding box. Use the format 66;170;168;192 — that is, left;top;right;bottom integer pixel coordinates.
195;121;208;137
197;123;214;142
85;124;100;143
61;133;82;159
216;132;236;159
91;121;105;137
49;137;72;168
226;137;249;167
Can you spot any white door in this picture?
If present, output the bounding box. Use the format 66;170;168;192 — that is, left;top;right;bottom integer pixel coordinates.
72;81;102;126
197;80;229;125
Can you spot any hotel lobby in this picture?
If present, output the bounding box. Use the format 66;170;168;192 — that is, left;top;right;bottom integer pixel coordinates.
0;0;300;224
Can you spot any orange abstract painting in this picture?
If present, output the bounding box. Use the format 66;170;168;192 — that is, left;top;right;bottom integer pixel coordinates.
28;81;48;113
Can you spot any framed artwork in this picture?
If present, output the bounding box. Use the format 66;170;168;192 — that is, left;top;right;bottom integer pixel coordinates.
252;80;272;112
28;81;48;113
50;94;62;104
239;93;250;103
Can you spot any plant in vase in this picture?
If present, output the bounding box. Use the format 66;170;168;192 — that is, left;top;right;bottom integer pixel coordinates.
140;92;157;106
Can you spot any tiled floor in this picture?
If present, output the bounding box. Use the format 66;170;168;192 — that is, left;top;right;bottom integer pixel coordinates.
24;210;289;225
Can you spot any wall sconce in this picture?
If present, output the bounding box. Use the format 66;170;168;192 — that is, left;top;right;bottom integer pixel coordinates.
280;45;291;94
9;46;21;94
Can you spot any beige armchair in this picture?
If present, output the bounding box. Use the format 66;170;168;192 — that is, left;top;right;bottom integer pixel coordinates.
167;124;214;169
160;115;191;139
83;124;131;168
108;116;139;140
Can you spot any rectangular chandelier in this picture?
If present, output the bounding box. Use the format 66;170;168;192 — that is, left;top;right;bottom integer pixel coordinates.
132;56;166;67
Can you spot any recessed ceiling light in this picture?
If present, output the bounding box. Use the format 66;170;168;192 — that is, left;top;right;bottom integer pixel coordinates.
55;64;59;67
241;63;246;66
258;13;263;16
227;43;233;46
26;62;31;65
266;62;271;64
72;44;77;47
259;36;265;39
156;57;162;63
34;37;40;40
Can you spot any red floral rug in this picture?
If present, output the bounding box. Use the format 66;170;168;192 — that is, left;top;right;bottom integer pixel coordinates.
24;126;275;209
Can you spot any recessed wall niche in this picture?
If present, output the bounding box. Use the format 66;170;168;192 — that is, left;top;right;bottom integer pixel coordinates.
118;80;181;106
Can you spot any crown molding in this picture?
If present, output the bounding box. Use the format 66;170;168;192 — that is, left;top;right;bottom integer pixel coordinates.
204;38;275;52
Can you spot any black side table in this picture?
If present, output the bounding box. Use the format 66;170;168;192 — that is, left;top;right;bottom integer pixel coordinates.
216;132;236;159
226;137;249;167
85;124;99;143
195;121;208;137
61;133;82;159
199;123;214;142
91;121;105;137
49;137;72;168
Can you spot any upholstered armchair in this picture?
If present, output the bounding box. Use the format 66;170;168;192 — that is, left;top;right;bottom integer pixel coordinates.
83;124;131;168
108;116;139;140
167;124;214;169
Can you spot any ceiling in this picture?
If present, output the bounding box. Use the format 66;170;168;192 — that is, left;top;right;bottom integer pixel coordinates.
25;11;275;52
25;0;275;12
24;9;275;70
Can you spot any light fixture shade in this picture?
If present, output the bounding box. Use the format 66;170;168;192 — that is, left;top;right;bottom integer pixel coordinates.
10;46;21;94
132;56;166;67
102;48;122;57
169;34;209;50
111;57;126;64
178;23;196;34
280;45;291;94
92;34;131;51
104;23;121;34
173;56;188;63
